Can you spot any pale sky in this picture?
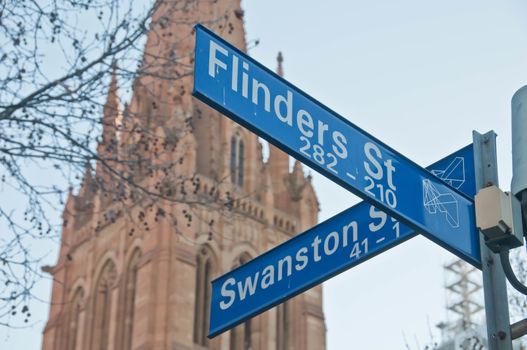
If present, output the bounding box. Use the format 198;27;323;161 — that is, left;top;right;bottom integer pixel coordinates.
244;1;527;349
3;1;527;349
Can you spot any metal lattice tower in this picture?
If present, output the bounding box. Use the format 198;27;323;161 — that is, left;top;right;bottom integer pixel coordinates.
439;259;484;339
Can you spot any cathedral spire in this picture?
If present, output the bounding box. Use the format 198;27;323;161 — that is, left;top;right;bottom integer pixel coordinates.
101;63;120;147
42;3;325;349
291;159;304;180
286;160;307;201
64;189;75;216
277;51;284;77
78;163;96;201
267;52;290;209
96;64;121;189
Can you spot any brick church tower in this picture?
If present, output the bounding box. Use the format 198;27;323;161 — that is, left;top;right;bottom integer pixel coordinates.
41;1;326;349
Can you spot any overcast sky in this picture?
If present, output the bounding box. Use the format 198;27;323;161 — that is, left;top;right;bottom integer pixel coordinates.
243;1;527;349
3;1;527;349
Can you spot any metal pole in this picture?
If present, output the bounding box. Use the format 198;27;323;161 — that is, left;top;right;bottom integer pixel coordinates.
511;85;527;233
473;130;512;350
511;318;527;340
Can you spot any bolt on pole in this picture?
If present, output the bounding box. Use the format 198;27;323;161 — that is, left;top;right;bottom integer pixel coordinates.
473;130;512;350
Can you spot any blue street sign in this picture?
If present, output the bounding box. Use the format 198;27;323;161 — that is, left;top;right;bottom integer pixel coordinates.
193;24;480;267
207;145;476;337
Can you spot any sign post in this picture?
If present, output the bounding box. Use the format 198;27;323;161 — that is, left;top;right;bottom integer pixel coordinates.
473;131;512;350
191;24;492;340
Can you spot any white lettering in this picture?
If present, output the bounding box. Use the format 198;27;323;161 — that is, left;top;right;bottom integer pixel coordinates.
342;221;358;247
261;265;275;289
274;90;293;126
215;218;369;311
277;256;292;281
364;142;383;180
242;62;249;98
317;120;329;146
332;131;348;159
252;79;271;112
312;236;322;262
295;247;309;271
384;159;396;190
368;206;387;232
219;277;236;310
237;273;260;300
208;41;228;78
231;55;239;92
324;232;339;255
296;109;314;137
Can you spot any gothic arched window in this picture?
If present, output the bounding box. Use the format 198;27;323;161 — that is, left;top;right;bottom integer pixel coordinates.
121;249;141;350
230;253;252;350
230;133;245;187
66;287;84;350
90;260;117;350
194;246;215;346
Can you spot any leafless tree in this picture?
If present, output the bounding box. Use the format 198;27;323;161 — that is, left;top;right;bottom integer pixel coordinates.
0;0;242;327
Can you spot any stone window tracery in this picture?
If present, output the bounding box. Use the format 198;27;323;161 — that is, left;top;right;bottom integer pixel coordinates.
230;133;245;187
66;287;84;350
90;259;117;350
121;249;141;350
194;246;215;346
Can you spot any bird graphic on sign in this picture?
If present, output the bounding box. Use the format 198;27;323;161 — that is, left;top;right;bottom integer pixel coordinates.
423;157;466;228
